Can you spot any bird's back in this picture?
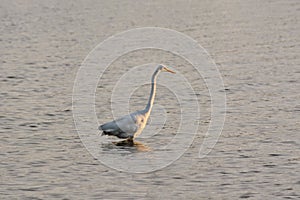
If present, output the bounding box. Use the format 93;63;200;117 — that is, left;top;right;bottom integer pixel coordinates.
99;112;141;139
99;110;149;139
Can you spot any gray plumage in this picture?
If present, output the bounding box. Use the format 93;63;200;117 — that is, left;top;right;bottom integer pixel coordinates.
99;64;175;140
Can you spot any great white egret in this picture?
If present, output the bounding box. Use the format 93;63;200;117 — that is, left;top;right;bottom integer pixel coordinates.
99;64;176;142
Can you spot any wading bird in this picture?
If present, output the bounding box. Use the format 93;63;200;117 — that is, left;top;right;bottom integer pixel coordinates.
99;64;175;142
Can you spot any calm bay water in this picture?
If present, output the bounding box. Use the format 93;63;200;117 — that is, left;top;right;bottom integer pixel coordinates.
1;1;299;199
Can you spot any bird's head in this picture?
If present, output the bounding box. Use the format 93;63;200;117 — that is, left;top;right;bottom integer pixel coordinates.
158;64;176;74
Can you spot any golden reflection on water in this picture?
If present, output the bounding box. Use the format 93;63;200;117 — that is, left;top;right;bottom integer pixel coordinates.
112;140;152;152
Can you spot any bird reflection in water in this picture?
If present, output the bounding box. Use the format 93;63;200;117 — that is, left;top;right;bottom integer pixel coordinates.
101;140;151;153
113;140;151;152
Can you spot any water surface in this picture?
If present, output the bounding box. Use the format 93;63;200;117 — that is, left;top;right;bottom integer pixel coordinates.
1;1;299;199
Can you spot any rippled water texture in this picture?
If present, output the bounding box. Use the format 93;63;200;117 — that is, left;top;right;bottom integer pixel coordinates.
1;1;299;199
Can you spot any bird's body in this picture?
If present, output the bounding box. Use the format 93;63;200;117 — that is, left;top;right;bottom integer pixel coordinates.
99;64;175;141
100;109;148;139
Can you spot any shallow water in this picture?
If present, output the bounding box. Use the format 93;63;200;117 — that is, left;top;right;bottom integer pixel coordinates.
1;1;300;199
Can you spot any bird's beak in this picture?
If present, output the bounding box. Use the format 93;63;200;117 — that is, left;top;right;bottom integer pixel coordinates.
165;67;176;74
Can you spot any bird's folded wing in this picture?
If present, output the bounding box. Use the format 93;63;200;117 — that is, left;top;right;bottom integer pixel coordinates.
99;114;138;133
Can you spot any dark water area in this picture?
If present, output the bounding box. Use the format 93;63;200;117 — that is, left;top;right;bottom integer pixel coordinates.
1;1;299;199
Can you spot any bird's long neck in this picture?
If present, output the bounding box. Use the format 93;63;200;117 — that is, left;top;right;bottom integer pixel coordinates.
145;69;160;114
